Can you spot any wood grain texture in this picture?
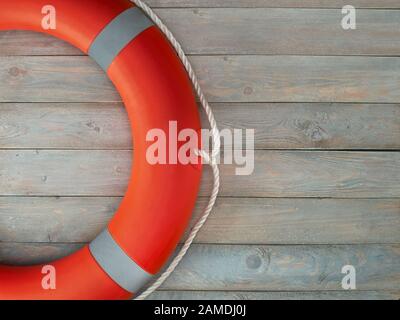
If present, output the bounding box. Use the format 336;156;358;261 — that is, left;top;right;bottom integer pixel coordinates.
0;150;399;198
187;198;400;244
0;150;132;196
0;56;118;103
161;244;400;291
3;9;400;56
0;197;398;244
0;242;83;265
149;290;400;300
210;151;400;198
146;0;400;8
0;103;132;149
1;102;398;150
192;55;400;103
0;31;81;56
2;56;400;103
1;243;399;291
155;9;400;56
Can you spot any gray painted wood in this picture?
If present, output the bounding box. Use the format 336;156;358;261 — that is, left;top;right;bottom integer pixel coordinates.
211;151;400;198
3;9;400;56
0;242;83;265
185;198;400;244
2;56;400;103
1;150;398;198
0;150;132;196
149;290;400;300
146;0;400;8
0;103;132;150
0;56;118;103
0;31;81;56
0;197;119;243
154;9;400;56
1;197;398;244
1;102;399;150
191;55;400;103
161;244;400;291
1;243;398;291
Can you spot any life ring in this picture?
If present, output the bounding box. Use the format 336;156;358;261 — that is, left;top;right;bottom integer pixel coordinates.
0;0;202;299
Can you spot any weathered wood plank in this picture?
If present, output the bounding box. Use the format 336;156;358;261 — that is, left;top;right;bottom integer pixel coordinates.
192;55;400;103
0;31;81;56
161;244;400;291
156;9;400;56
146;0;400;8
187;198;400;244
0;56;118;103
1;56;400;103
149;290;400;300
1;197;399;244
0;150;399;198
1;243;398;291
0;150;132;196
212;151;400;198
213;103;400;150
3;9;400;56
0;197;118;243
0;242;83;265
0;103;132;149
1;102;398;150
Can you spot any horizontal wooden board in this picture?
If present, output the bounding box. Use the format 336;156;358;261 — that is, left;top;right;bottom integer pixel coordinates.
0;150;132;197
1;102;399;150
0;197;118;243
202;151;400;198
156;9;400;56
192;55;400;103
0;197;399;244
0;103;132;149
0;56;118;103
0;31;81;56
187;198;400;244
1;56;400;103
0;242;83;265
2;8;400;56
0;150;399;198
146;0;400;8
1;243;398;291
149;290;400;300
163;244;400;291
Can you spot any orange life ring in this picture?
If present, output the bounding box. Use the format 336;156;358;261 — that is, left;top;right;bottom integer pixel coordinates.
0;0;202;299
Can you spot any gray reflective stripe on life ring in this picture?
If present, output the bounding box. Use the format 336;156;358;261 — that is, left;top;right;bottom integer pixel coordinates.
88;6;154;71
89;229;153;293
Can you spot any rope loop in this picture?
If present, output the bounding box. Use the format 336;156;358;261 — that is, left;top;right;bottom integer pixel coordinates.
131;0;221;300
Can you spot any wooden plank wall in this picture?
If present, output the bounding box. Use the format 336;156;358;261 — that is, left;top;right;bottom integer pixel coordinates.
0;0;399;300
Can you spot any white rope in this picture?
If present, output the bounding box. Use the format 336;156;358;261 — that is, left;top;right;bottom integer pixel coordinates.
131;0;221;300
